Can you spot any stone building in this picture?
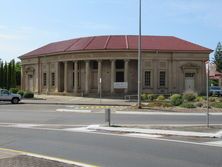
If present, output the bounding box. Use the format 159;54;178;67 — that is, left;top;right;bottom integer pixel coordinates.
19;35;212;96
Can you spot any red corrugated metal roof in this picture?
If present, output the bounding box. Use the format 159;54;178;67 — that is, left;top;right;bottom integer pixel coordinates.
20;35;213;59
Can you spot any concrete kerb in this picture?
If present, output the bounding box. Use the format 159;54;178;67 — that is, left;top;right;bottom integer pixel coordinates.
86;125;222;139
0;147;98;167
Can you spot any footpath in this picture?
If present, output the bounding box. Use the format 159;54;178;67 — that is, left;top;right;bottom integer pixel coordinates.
0;148;95;167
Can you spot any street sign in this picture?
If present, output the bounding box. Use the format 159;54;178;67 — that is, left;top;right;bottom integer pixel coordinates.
114;82;128;89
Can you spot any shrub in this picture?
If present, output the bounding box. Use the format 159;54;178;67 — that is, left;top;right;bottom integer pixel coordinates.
23;91;34;98
195;102;203;107
157;95;165;101
183;93;196;102
147;94;158;101
211;102;222;108
195;96;205;102
180;103;196;108
141;93;148;101
209;97;216;102
9;88;19;94
17;90;24;97
170;94;183;106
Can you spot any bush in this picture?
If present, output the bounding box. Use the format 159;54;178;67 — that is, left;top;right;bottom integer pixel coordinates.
147;94;158;101
170;94;183;106
211;102;222;108
141;93;148;101
180;103;196;108
23;91;34;98
195;102;203;107
183;93;196;102
195;96;205;102
17;90;24;97
157;95;165;101
209;97;216;102
9;88;19;94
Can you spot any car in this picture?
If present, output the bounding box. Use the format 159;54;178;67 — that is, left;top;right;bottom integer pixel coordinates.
0;89;22;104
209;86;222;96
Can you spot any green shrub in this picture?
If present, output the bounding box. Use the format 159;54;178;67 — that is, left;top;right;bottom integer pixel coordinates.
195;96;205;102
180;103;196;108
9;88;19;94
211;102;222;108
157;95;165;101
195;102;203;107
170;94;183;106
17;90;24;97
147;94;158;101
209;97;216;102
183;93;196;102
23;91;34;98
141;93;148;101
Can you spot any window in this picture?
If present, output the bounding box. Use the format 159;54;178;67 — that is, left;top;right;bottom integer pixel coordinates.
92;61;98;70
116;60;124;69
51;73;55;86
185;73;195;77
43;73;47;86
159;71;166;87
144;71;151;86
116;71;124;82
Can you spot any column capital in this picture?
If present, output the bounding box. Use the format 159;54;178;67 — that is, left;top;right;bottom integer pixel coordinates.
85;60;90;63
97;60;102;63
110;59;116;63
124;59;130;63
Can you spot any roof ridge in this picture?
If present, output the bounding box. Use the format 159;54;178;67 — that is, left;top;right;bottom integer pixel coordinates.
84;37;95;50
104;36;111;49
64;38;81;51
125;35;129;49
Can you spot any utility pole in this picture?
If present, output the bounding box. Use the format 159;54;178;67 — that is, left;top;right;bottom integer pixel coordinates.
138;0;142;109
206;60;210;127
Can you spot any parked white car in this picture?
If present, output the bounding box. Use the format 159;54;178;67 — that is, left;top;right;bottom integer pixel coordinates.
0;89;22;104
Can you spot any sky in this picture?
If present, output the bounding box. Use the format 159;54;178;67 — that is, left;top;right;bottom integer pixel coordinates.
0;0;221;62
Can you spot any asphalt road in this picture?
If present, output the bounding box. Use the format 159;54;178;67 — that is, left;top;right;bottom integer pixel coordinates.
0;127;222;167
0;103;222;125
0;103;222;167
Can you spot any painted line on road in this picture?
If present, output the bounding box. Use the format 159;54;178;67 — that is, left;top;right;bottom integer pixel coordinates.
56;109;92;113
0;147;98;167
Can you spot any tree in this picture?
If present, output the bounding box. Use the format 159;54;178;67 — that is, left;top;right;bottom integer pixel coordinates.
214;42;222;72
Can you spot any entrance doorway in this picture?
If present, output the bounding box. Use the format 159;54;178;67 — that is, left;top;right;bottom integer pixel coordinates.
185;73;195;92
28;75;33;91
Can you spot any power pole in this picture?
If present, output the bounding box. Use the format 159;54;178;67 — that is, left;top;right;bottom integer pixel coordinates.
138;0;142;109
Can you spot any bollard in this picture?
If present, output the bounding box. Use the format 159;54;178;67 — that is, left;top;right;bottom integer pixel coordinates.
105;108;111;127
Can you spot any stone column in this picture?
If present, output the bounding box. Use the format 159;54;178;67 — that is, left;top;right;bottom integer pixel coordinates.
55;62;60;93
64;61;68;93
85;60;90;95
124;59;129;94
74;61;78;94
21;65;24;90
110;60;116;94
46;63;50;94
98;60;102;94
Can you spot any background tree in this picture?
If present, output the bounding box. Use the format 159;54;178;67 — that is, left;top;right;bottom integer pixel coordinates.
0;59;21;89
214;42;222;72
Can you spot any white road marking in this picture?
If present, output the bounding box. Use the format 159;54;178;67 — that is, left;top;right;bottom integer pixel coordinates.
56;109;92;113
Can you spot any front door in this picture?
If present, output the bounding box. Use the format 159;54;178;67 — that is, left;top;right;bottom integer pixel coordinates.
185;73;195;92
28;75;33;91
